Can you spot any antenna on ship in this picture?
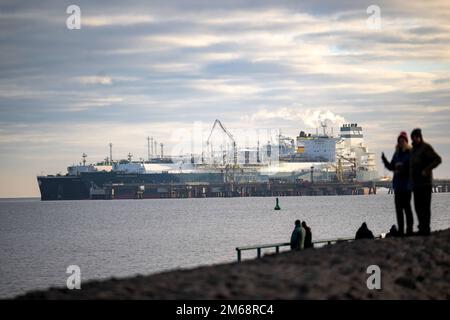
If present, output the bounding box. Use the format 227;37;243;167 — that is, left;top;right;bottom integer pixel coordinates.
154;141;158;157
160;143;164;158
109;143;113;163
267;140;271;158
82;153;87;166
321;120;328;136
127;153;133;162
150;137;154;157
277;129;282;157
257;140;260;163
147;137;151;161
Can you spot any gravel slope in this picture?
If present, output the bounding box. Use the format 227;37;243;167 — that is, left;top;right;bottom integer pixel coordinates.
16;229;450;299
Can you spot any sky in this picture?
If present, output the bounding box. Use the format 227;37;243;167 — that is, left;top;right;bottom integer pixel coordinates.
0;0;449;197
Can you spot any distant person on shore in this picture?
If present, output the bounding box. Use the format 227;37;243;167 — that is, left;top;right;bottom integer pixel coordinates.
355;222;375;240
302;221;313;248
386;225;399;238
381;131;414;236
410;129;442;236
290;220;305;250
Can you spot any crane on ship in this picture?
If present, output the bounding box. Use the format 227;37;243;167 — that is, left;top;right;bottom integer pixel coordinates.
206;119;237;166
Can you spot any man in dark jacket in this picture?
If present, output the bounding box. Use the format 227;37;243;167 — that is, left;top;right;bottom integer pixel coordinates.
410;129;442;236
355;222;375;240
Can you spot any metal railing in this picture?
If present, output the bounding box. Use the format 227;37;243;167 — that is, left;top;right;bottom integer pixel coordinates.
235;236;381;262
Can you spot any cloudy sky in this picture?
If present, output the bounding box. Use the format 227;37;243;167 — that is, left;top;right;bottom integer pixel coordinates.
1;0;449;197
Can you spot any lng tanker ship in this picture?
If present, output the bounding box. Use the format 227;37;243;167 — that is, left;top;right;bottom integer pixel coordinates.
37;122;378;200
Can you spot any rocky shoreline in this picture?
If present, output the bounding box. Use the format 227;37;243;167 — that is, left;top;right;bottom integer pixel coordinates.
16;229;450;299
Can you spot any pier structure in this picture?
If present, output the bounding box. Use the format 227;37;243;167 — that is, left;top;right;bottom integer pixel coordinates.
379;179;450;194
99;179;450;199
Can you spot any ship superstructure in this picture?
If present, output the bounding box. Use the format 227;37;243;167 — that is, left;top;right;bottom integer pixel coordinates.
336;124;377;181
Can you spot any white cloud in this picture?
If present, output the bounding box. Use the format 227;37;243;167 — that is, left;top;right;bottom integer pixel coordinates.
244;107;347;129
75;76;113;85
190;79;262;96
73;75;139;85
144;34;226;48
68;96;124;111
83;14;155;27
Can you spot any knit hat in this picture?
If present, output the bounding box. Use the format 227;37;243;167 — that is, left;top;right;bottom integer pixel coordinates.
411;128;422;139
398;131;408;143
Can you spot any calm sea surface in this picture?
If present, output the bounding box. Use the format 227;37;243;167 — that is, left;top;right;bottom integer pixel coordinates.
1;193;449;298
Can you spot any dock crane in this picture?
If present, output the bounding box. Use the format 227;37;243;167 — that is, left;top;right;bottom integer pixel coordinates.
336;154;357;181
206;119;237;166
329;158;344;182
327;154;358;182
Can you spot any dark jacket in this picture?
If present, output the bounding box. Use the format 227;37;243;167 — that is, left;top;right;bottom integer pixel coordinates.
303;226;313;248
355;224;375;240
290;226;304;250
382;148;411;191
410;142;442;188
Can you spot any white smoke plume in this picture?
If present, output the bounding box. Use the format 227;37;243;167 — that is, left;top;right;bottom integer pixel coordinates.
246;107;346;129
300;109;346;128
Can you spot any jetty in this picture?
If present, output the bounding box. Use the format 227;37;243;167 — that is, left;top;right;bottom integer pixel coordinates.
98;179;450;199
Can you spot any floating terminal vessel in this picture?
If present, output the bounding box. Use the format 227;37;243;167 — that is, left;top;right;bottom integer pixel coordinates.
37;122;378;200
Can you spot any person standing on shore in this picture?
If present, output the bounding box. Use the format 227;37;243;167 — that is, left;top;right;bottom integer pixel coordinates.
290;220;305;250
410;129;442;236
302;221;313;248
381;131;413;236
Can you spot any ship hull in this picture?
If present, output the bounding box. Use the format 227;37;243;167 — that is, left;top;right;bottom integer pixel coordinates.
37;172;226;200
37;176;90;200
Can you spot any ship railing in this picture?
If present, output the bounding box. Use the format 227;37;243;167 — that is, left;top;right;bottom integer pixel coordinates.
235;236;381;262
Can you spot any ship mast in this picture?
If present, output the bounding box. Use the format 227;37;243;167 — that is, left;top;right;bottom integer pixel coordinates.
321;120;328;136
109;143;113;163
147;137;151;161
257;140;260;163
150;137;154;157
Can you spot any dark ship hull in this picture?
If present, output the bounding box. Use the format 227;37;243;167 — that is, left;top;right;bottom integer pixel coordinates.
37;171;226;200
